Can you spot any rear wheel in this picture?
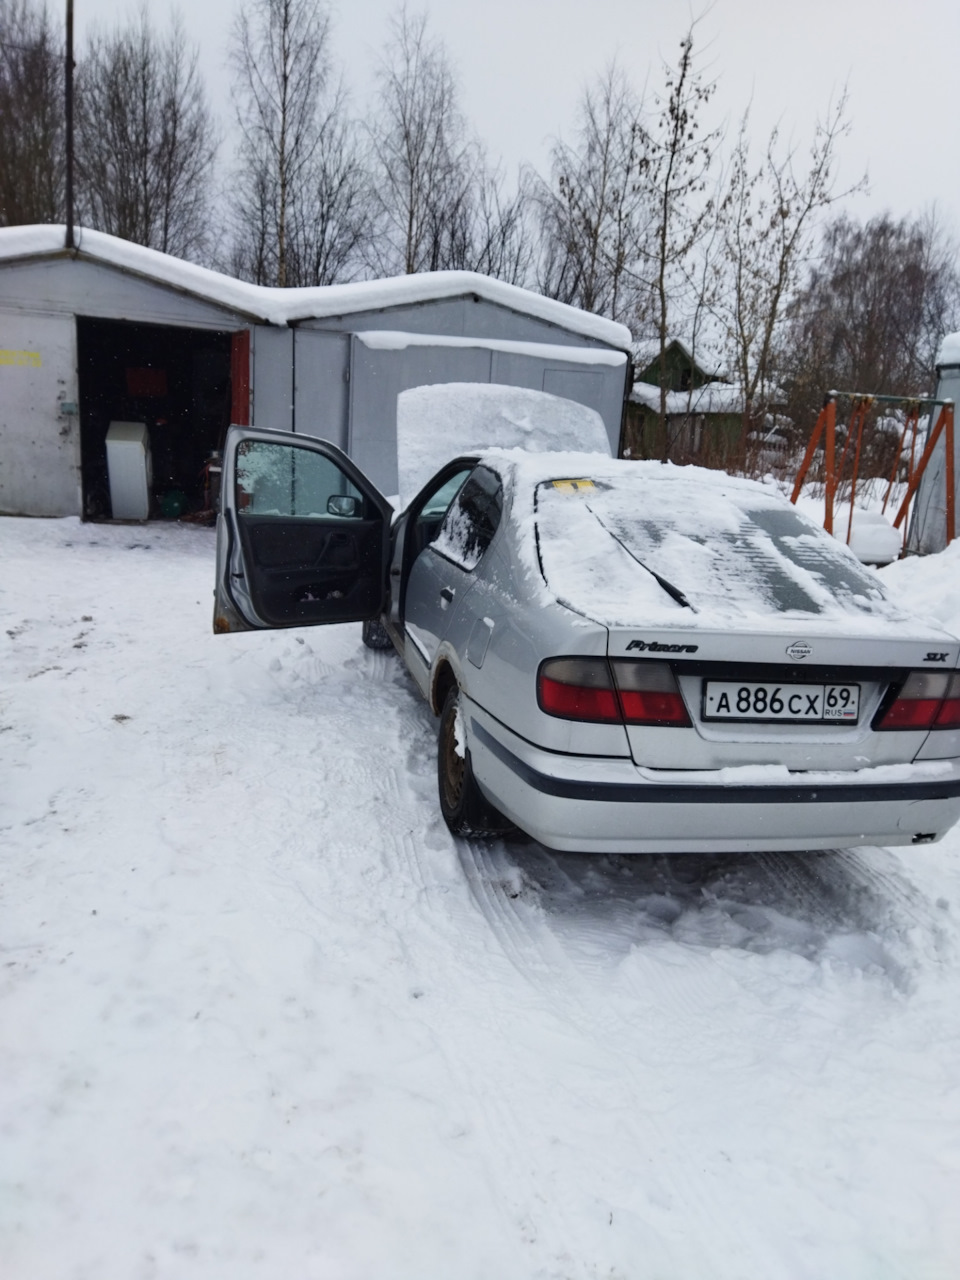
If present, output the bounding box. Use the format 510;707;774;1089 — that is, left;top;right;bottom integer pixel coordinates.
437;685;512;837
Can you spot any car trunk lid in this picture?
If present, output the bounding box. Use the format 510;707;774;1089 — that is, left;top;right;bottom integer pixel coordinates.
530;461;960;770
606;625;960;770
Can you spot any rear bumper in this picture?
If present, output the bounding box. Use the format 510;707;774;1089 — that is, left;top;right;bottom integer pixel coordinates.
468;705;960;853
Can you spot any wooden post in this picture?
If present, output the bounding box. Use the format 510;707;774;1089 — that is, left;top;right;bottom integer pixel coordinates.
824;398;837;535
846;399;870;545
790;402;829;505
946;403;955;545
893;406;947;529
882;405;918;515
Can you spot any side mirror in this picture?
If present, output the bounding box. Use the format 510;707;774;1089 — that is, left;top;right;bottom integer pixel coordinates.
327;494;360;518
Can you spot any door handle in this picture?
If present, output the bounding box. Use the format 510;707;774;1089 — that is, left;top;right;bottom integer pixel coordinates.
440;586;455;606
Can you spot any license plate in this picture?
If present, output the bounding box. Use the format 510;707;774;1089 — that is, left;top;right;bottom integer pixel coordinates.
703;681;860;723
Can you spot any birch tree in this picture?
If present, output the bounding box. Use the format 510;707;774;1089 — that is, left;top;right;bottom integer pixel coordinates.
534;64;650;325
368;6;528;281
229;0;368;286
368;6;470;275
781;210;960;429
640;27;721;457
720;95;858;428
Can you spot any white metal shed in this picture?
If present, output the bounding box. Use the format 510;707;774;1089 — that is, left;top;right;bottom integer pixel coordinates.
0;226;632;519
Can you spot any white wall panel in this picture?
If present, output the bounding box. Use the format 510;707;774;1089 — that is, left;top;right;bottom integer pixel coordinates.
252;327;294;431
0;310;80;516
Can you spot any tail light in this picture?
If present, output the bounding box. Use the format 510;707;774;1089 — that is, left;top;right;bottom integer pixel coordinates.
876;671;960;730
538;658;620;722
538;658;691;727
936;673;960;729
611;659;691;726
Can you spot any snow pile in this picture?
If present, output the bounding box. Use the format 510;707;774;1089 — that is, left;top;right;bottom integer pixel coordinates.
881;536;960;629
396;383;610;507
846;509;902;565
791;486;907;566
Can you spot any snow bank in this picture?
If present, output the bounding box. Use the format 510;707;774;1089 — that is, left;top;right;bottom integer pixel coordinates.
881;536;960;630
396;384;610;507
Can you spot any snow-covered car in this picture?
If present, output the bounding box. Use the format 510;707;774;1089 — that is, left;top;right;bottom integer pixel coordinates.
213;426;960;854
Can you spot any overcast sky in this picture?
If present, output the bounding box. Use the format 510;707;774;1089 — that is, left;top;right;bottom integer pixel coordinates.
75;0;960;234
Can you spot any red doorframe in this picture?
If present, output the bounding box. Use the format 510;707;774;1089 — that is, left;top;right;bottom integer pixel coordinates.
230;330;251;425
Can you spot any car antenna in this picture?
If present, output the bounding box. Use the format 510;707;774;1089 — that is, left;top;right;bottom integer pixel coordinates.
583;503;695;611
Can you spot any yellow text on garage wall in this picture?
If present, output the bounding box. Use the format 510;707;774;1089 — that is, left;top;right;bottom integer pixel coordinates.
0;349;42;367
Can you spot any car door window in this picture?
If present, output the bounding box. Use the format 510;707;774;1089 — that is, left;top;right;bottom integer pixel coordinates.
410;467;472;554
433;466;503;571
420;470;471;519
236;440;367;518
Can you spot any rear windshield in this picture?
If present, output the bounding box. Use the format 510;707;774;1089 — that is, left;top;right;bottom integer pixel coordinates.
534;473;892;625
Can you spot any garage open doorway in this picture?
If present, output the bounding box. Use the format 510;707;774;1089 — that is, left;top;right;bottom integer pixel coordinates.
77;318;239;520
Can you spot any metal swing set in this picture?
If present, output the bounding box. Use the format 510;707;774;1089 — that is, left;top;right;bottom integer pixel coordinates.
789;391;956;554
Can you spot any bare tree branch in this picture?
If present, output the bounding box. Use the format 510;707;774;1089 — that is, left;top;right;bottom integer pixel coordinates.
0;0;63;225
75;8;217;260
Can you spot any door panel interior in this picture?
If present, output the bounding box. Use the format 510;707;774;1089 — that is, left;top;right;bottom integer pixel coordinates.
235;515;384;626
224;432;389;629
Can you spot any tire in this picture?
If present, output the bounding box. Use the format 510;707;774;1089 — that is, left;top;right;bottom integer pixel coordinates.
361;616;393;650
437;685;512;837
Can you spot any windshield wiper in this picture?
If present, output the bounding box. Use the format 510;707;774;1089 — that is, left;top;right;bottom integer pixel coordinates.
584;504;695;611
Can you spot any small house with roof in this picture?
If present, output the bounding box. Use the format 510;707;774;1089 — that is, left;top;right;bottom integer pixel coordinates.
622;338;744;464
622;338;786;468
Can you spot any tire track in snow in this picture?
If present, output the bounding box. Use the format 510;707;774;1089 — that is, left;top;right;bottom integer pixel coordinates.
449;831;960;1278
453;839;787;1280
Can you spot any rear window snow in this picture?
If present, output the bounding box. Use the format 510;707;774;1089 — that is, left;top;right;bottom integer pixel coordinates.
531;464;898;628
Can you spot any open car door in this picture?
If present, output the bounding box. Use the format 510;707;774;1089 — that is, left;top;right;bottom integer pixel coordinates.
214;426;392;634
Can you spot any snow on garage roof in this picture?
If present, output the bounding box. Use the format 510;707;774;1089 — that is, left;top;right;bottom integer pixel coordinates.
357;330;627;365
0;224;633;349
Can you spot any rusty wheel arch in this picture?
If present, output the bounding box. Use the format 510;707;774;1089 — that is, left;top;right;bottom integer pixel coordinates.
431;659;457;717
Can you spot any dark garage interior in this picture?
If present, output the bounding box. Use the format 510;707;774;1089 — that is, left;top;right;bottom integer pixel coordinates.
77;318;234;520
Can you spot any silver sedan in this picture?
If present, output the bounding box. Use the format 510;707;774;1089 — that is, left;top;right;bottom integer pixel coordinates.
214;427;960;854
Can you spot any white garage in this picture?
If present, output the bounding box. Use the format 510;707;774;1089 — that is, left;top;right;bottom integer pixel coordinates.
0;225;632;519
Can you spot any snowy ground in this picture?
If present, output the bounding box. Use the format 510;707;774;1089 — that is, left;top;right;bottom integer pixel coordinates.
3;515;960;1280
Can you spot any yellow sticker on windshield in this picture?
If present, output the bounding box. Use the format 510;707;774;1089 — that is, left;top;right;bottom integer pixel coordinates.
550;478;595;492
